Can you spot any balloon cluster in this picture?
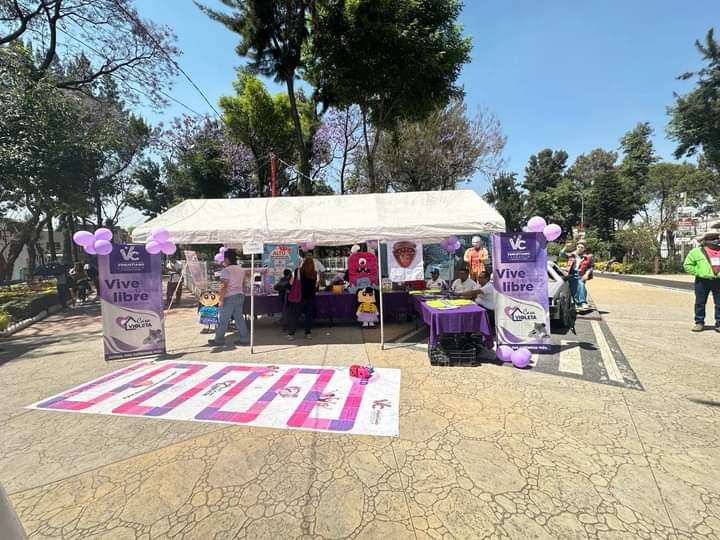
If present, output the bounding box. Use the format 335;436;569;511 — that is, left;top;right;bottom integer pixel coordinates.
144;228;177;255
527;216;562;241
214;246;228;264
299;241;316;251
72;228;113;256
439;235;462;254
496;345;532;369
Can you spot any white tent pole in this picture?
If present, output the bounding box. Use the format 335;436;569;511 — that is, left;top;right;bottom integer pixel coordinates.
377;239;385;351
250;253;255;354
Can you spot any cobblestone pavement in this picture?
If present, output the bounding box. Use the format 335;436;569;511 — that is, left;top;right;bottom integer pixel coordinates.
0;278;718;539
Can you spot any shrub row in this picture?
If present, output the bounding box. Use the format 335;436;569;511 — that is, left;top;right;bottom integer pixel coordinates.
0;292;60;322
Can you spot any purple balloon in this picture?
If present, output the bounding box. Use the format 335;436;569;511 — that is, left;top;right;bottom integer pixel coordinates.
94;239;113;255
219;246;228;253
84;243;97;255
527;216;547;233
145;240;162;255
511;348;532;369
496;345;513;362
214;253;224;263
451;241;462;250
366;240;378;249
160;241;176;255
447;235;458;244
151;227;170;243
73;230;95;247
543;223;562;241
439;239;449;249
94;227;113;241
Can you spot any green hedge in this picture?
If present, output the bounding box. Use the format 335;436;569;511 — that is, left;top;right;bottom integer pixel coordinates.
0;310;10;331
0;292;59;322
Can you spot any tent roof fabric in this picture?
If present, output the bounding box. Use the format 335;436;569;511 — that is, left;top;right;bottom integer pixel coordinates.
131;190;505;246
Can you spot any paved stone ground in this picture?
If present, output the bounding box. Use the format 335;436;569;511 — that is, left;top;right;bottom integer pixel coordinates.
0;278;718;540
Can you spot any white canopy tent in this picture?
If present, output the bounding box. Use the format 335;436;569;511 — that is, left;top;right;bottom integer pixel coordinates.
131;190;506;245
131;190;505;353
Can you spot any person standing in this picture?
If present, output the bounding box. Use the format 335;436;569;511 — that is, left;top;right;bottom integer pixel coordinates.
208;250;249;346
287;252;318;340
84;262;99;297
474;270;496;329
684;229;720;332
166;256;183;308
274;268;293;331
463;236;489;282
561;241;594;311
69;263;91;303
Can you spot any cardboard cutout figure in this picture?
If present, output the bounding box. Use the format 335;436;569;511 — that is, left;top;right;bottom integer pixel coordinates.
348;251;379;291
356;287;379;327
198;290;220;332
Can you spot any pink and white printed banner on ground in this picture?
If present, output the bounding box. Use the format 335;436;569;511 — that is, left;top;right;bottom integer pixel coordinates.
27;360;401;437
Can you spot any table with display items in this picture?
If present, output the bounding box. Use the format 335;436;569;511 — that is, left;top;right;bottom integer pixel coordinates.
243;290;412;323
412;295;493;347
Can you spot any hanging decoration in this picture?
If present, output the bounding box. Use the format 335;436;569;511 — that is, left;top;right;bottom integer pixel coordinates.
144;228;177;255
72;228;114;255
526;216;563;242
214;246;228;264
439;235;462;254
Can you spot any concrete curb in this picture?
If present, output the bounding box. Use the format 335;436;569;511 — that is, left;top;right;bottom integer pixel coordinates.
0;304;62;339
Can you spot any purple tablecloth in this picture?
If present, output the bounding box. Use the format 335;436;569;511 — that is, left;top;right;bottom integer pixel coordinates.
243;291;411;321
415;297;492;347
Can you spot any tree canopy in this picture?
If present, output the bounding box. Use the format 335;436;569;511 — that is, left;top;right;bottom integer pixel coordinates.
669;28;720;170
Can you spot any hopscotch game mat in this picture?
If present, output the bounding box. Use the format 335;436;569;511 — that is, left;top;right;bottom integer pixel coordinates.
28;360;401;437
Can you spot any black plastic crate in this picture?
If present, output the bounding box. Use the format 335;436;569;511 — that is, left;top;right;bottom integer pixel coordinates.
428;335;479;366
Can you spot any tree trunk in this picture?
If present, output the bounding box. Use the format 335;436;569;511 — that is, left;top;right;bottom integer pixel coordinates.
26;218;48;278
285;76;311;195
0;217;39;281
26;241;37;279
361;108;382;193
62;214;72;264
68;215;79;262
92;178;103;227
47;213;57;261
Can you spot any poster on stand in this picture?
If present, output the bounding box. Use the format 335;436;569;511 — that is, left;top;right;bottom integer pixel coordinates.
263;244;299;288
387;240;424;282
491;233;551;352
183;250;206;295
99;243;166;361
347;251;379;291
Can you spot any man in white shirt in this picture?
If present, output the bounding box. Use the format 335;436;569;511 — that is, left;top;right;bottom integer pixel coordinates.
474;271;495;310
426;268;445;289
474;270;496;329
451;268;480;295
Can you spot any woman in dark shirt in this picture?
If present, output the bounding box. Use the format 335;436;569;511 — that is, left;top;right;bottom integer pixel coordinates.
287;251;318;340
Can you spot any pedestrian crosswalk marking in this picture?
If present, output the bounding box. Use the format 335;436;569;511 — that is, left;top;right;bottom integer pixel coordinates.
591;320;623;382
558;341;583;374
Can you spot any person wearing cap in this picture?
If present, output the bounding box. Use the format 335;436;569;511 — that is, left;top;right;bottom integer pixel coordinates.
684;228;720;332
426;268;446;289
464;236;489;282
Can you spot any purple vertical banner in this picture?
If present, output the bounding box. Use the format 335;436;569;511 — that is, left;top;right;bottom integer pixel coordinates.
491;233;551;352
98;243;166;361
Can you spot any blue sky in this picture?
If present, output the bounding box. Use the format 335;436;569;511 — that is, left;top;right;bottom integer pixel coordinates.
135;0;718;195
